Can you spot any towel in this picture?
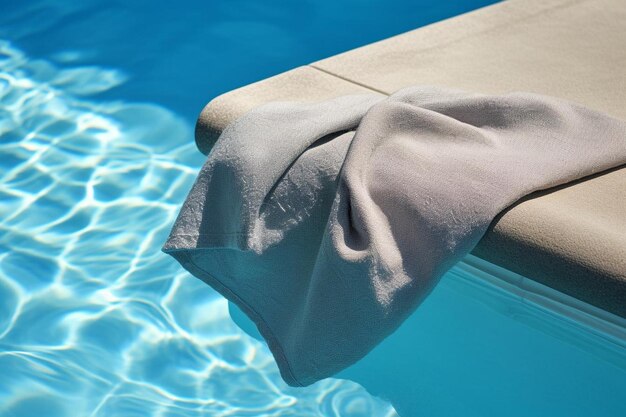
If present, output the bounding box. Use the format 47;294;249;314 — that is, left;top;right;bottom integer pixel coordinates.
163;86;626;386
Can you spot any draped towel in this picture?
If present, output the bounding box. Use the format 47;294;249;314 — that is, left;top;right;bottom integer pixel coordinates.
163;86;626;386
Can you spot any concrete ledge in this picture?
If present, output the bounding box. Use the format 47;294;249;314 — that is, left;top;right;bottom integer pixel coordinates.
473;167;626;317
195;66;383;155
194;0;626;317
313;0;626;120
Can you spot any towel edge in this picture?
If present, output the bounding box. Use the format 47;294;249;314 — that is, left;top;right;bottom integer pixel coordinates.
162;247;307;387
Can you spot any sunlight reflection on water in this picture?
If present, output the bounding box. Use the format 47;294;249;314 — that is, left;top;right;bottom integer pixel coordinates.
0;40;398;417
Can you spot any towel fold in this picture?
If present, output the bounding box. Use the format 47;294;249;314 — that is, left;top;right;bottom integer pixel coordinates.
163;86;626;386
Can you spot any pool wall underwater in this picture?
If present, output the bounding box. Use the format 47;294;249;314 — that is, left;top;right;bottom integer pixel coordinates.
1;0;625;416
230;256;626;417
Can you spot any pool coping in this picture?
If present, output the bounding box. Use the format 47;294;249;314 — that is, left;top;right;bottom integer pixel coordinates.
194;0;626;318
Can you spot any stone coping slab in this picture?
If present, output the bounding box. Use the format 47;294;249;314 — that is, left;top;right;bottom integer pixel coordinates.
195;0;626;317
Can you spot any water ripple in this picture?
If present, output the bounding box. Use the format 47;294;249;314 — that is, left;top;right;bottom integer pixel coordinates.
0;40;398;417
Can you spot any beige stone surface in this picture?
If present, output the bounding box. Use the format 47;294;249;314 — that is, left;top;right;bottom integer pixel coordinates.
313;0;626;120
194;0;626;317
473;167;626;316
195;66;382;154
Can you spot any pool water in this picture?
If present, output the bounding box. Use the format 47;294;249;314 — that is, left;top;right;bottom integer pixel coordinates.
1;1;625;416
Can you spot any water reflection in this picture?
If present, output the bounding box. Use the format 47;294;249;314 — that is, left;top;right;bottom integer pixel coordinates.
0;41;398;417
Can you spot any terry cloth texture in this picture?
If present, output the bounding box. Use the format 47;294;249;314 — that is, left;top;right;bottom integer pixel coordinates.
163;86;626;386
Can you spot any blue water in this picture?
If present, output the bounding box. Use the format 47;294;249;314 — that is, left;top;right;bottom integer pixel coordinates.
1;0;625;416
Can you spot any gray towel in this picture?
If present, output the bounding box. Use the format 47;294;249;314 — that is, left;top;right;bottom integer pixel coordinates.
163;86;626;386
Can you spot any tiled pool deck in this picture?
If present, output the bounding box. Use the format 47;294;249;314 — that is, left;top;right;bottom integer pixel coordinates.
195;0;626;318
